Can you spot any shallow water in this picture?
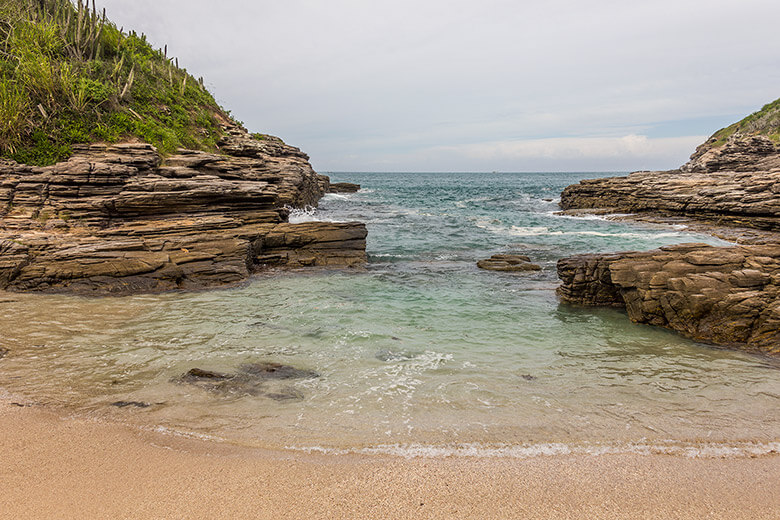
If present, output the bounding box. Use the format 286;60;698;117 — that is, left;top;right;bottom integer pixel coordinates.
1;172;778;457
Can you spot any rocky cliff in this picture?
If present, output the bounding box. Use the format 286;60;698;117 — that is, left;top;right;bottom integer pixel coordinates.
0;124;366;294
560;98;780;231
557;244;780;355
559;135;780;230
556;99;780;354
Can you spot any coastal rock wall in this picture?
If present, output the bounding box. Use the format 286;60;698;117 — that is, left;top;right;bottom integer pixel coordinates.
0;125;366;294
557;244;780;355
559;135;780;230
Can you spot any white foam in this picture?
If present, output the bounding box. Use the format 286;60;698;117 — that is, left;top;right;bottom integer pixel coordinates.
285;441;780;460
286;205;320;223
473;218;686;239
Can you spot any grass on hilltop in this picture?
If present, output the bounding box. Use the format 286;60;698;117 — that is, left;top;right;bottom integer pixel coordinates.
710;97;780;147
0;0;231;165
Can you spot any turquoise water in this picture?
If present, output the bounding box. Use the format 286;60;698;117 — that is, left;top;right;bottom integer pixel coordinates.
1;172;779;457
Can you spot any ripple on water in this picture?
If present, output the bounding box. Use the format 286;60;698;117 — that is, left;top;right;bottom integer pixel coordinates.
0;172;777;455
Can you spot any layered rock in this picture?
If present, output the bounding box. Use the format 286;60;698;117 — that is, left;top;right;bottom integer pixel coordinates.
329;182;360;193
560;134;780;231
0;125;366;294
477;254;541;272
557;244;780;355
557;103;780;353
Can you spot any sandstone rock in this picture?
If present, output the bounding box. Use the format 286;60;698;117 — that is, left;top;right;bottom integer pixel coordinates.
0;124;367;294
329;182;360;193
477;254;541;272
559;135;780;231
557;244;780;355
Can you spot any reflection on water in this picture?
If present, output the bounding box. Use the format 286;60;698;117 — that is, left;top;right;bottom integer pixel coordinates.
0;172;778;456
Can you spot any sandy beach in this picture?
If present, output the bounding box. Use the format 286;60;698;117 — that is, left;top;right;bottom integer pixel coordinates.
1;401;778;520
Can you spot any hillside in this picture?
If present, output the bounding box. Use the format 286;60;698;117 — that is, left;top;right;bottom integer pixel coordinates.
710;97;780;146
0;0;229;165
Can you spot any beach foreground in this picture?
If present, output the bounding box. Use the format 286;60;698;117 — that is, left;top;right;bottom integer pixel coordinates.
1;402;778;520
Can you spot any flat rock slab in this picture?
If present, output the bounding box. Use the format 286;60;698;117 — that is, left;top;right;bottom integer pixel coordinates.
477;254;541;272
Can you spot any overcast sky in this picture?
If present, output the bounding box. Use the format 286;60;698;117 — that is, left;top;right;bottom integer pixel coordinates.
95;0;780;172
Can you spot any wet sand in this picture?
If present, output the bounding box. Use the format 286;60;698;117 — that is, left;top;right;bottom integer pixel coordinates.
1;402;778;520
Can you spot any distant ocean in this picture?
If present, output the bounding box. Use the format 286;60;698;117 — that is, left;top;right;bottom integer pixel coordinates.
1;172;778;458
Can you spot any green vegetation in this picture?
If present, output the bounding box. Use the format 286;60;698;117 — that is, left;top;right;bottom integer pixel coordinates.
711;97;780;147
0;0;230;165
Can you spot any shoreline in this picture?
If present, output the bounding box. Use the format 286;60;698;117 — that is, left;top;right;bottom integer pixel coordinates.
2;401;779;519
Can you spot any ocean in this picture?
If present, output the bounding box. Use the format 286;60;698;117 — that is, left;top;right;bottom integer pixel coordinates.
1;171;778;457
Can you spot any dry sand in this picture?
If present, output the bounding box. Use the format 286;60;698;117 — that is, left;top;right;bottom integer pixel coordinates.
1;402;778;520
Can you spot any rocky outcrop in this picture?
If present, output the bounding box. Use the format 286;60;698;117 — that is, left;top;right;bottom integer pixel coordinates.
682;134;780;173
560;134;780;231
0;125;366;294
477;254;541;272
557;243;780;355
329;182;360;193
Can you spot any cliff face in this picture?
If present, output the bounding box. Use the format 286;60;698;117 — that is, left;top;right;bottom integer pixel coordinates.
0;125;366;294
560;98;780;230
557;100;780;355
557;244;780;356
560;134;780;230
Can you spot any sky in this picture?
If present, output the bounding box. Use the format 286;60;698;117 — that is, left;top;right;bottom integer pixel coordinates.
94;0;780;172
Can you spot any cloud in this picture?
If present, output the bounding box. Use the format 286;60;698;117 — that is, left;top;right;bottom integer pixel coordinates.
451;135;705;161
93;0;780;171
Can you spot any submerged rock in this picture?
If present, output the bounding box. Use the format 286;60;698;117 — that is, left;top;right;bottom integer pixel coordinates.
111;400;151;408
375;348;419;362
477;254;541;272
177;362;318;398
181;368;233;382
238;362;319;380
265;387;305;402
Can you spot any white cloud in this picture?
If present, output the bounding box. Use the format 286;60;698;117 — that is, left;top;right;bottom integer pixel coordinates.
93;0;780;171
452;135;705;161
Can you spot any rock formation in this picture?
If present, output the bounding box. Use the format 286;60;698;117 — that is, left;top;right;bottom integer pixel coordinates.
0;124;366;294
557;100;780;354
477;254;541;272
329;182;360;193
560;134;780;231
557;244;780;355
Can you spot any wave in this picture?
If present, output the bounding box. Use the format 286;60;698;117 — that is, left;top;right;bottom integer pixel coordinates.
472;219;685;239
287;440;780;459
286;205;320;223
